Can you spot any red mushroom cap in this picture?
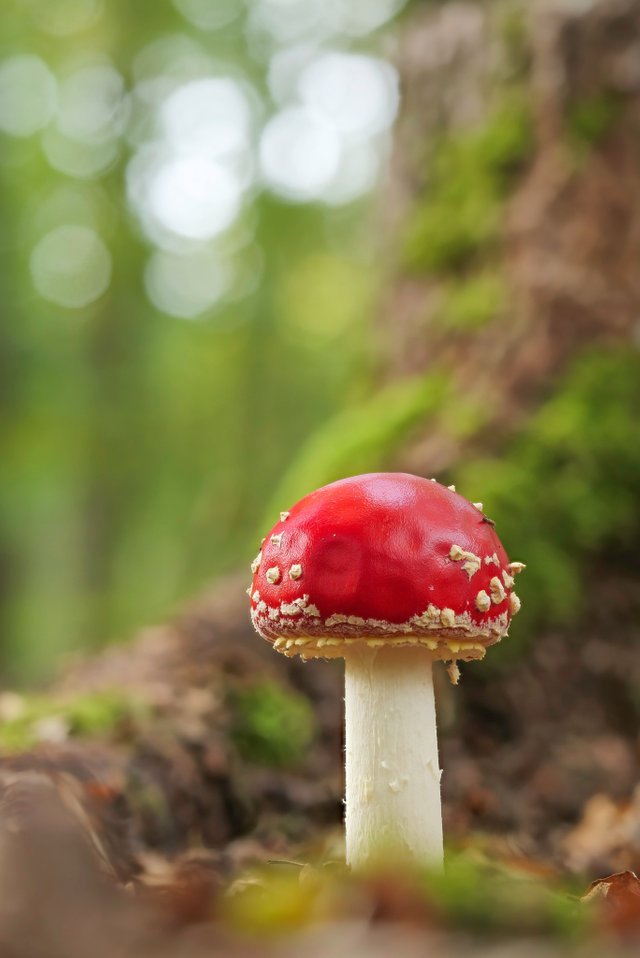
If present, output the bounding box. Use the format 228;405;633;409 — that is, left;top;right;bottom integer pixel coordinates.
249;473;523;661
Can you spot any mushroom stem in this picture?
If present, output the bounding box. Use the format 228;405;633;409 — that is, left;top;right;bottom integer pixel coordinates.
344;644;443;870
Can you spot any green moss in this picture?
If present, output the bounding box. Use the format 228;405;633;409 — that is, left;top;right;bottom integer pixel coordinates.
262;372;449;526
454;349;640;651
439;396;492;442
223;871;325;935
0;690;148;753
64;692;143;735
222;851;589;941
498;4;531;81
422;852;587;939
0;719;35;753
230;682;315;768
404;188;502;274
568;92;621;153
433;272;506;331
404;96;532;273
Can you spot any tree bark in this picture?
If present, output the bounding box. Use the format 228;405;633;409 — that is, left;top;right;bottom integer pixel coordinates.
376;0;640;476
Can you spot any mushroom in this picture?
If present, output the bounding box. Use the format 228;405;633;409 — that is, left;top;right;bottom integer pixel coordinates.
248;473;523;870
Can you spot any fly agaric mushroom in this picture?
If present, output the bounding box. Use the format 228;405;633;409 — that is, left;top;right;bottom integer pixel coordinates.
248;473;524;869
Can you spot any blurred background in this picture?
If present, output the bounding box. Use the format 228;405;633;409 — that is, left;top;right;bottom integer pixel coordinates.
1;0;407;680
3;0;640;686
1;0;640;949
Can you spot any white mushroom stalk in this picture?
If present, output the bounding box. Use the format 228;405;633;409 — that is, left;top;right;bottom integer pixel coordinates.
344;644;442;869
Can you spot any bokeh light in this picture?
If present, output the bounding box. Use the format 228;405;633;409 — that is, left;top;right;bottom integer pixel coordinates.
172;0;240;32
322;140;383;205
57;63;128;144
0;0;409;672
267;43;319;104
247;0;330;49
246;0;408;49
0;55;56;138
42;127;120;179
131;34;215;101
259;108;341;201
143;154;245;241
298;53;399;140
144;246;231;319
159;77;253;160
333;0;406;36
150;155;242;241
260;51;399;204
127;72;256;251
39;62;126;179
30;225;112;308
125;30;399;305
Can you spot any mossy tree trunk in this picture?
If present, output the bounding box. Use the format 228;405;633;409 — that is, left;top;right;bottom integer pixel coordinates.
378;0;640;476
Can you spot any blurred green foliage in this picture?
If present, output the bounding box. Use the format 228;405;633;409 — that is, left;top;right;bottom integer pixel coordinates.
422;852;587;939
222;852;591;941
455;349;640;651
433;272;505;331
263;373;449;525
568;93;622;155
0;0;387;680
403;95;532;272
229;682;315;768
0;690;147;752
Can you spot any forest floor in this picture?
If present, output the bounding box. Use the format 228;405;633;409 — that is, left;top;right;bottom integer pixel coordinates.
1;564;640;956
